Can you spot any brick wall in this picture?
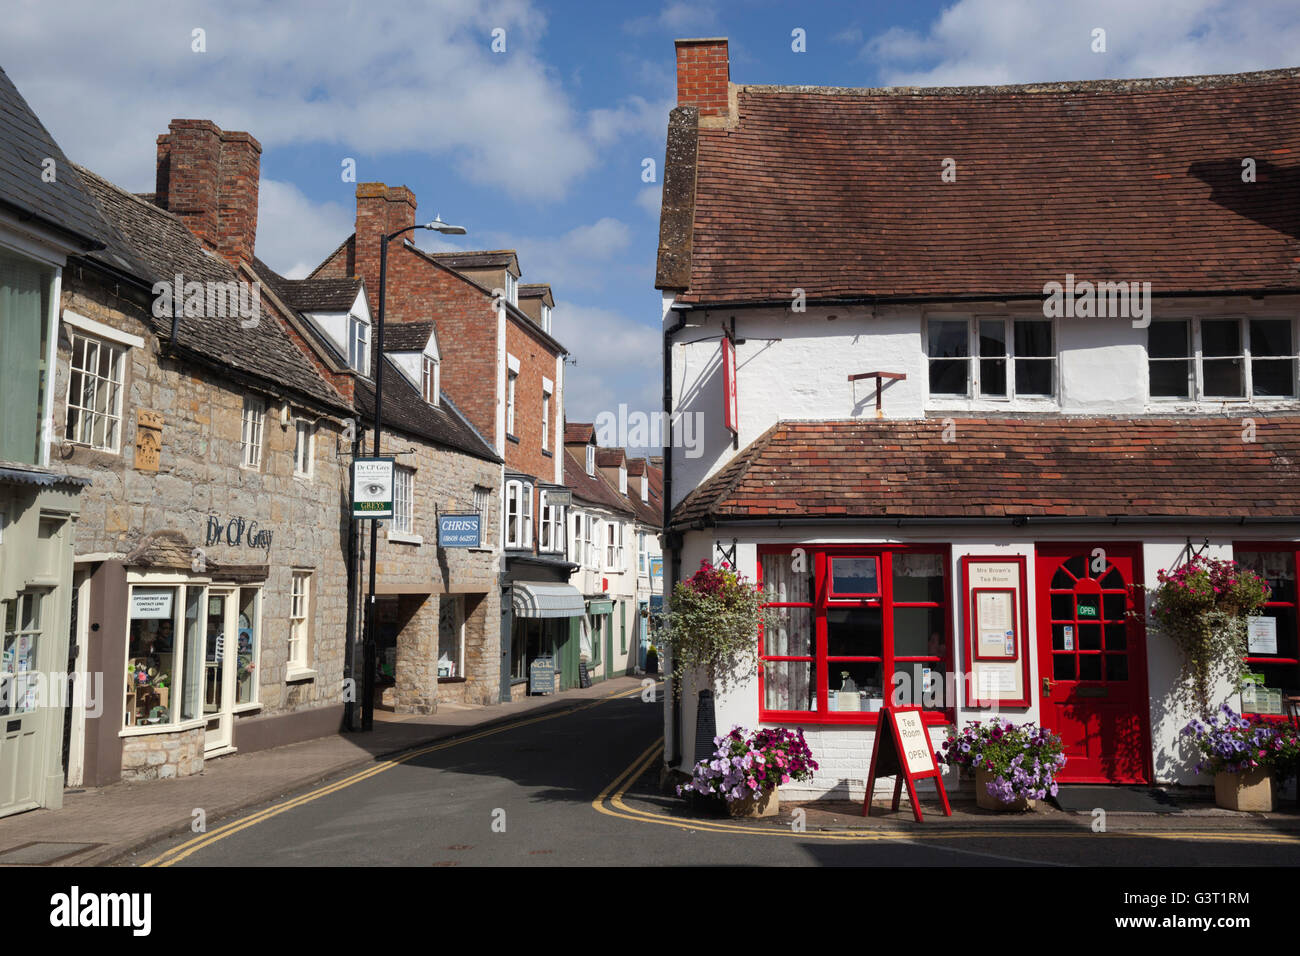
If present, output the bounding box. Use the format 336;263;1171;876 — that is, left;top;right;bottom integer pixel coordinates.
675;38;730;116
505;317;560;481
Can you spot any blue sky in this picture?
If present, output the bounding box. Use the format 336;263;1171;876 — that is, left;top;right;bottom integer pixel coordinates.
4;0;1298;427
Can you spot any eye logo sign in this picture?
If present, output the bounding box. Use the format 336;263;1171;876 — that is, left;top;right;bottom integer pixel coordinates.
352;457;395;518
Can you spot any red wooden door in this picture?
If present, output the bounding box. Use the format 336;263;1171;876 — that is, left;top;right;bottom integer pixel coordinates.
1035;544;1151;784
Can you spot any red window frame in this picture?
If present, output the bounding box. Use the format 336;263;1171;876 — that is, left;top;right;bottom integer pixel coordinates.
827;555;882;600
1232;541;1300;722
757;544;953;727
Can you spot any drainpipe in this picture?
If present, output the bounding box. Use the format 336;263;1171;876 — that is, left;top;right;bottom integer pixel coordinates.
663;308;688;768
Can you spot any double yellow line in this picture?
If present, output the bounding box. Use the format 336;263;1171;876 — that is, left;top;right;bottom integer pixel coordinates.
144;684;646;866
593;741;1300;846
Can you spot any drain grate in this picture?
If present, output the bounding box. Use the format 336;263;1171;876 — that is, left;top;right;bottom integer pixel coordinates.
0;842;100;865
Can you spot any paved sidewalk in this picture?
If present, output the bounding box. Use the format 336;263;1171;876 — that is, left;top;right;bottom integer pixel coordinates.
0;676;647;866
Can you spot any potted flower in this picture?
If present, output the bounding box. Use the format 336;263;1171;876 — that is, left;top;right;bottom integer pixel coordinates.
1182;704;1300;811
651;560;773;754
940;719;1066;811
677;725;819;817
1146;555;1270;718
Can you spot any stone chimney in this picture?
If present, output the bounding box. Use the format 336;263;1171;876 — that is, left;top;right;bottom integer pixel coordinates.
675;38;730;117
155;119;262;267
353;182;417;315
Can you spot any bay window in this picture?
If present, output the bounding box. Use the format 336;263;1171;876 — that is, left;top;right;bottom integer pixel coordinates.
1233;544;1300;716
123;583;206;727
505;479;533;549
539;490;565;553
758;546;953;724
1149;318;1298;401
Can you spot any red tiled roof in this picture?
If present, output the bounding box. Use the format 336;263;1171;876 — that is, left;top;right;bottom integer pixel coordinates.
563;448;634;516
671;417;1300;525
595;448;626;467
564;422;594;444
671;70;1300;303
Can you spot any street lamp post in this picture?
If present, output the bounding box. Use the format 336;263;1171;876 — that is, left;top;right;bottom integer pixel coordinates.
359;215;466;731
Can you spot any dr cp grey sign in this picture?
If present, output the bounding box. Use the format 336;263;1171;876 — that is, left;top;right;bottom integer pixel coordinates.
438;513;481;548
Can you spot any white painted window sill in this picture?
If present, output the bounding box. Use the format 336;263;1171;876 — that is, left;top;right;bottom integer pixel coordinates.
286;668;317;683
232;701;262;714
119;717;208;738
387;530;423;545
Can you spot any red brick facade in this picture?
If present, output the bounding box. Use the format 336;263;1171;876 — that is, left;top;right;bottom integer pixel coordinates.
675;38;730;117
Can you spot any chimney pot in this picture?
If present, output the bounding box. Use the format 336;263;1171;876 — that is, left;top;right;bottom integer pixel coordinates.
675;38;730;117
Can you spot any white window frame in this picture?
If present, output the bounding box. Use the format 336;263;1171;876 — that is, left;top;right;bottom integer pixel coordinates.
240;395;265;469
293;418;314;478
1148;317;1299;403
539;490;566;553
506;369;518;436
541;303;552;333
473;485;492;548
422;355;440;406
925;316;1057;401
349;314;370;374
585;444;595;476
120;579;210;733
541;386;551;450
505;271;518;306
618;465;627;495
586;515;600;568
288;571;312;676
605;520;624;571
640;474;648;503
64;331;127;452
505;479;533;549
392;465;415;536
638;531;648;576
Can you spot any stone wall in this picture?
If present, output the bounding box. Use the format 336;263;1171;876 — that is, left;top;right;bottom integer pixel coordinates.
120;725;205;781
56;272;352;748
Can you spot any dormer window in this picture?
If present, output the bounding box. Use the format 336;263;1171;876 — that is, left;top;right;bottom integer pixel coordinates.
348;314;370;374
541;304;552;334
640;474;648;503
619;465;627;495
422;355;440;406
505;272;518;307
585;444;595;476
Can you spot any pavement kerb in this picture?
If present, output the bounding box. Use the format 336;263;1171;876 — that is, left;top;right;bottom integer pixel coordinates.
81;677;650;866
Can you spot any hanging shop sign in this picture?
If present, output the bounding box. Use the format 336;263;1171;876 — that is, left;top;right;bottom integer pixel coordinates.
862;705;951;823
722;334;738;434
545;490;571;507
438;513;481;548
962;555;1031;707
352;457;395;518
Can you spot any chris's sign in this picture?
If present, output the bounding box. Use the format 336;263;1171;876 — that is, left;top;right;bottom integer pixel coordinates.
205;514;274;552
438;513;481;548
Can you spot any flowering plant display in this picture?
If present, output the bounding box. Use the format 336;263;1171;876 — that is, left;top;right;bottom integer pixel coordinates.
940;719;1066;803
1181;704;1300;779
1146;555;1270;718
677;726;819;803
651;560;772;693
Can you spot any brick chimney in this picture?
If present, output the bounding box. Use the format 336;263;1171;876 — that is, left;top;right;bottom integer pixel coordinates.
155;119;261;267
353;182;417;315
675;38;730;117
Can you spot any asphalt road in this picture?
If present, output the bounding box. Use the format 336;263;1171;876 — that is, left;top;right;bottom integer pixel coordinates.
128;685;1300;867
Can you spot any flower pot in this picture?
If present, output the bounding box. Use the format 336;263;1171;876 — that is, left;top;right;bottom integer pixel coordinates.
728;787;780;818
976;768;1036;812
1214;767;1276;812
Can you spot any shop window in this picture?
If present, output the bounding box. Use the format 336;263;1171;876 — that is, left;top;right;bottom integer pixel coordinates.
758;547;952;723
927;317;1055;400
1234;545;1300;715
124;583;206;727
240;395;265;468
236;587;260;705
1149;319;1298;401
1;591;44;716
438;596;464;679
288;572;312;672
65;332;126;452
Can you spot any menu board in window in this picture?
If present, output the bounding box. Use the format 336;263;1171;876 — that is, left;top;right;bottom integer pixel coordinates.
962;555;1030;706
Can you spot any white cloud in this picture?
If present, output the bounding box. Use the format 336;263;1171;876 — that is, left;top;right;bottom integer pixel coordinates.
635;185;663;218
624;1;719;37
1;0;601;201
483;217;634;293
554;300;661;424
863;0;1300;87
256;179;353;278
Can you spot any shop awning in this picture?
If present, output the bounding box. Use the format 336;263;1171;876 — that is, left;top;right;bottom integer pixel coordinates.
512;582;585;619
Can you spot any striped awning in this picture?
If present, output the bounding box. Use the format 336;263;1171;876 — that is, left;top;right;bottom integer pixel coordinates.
511;582;585;619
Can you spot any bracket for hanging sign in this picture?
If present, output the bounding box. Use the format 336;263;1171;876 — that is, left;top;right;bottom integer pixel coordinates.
848;371;907;416
1186;536;1211;561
